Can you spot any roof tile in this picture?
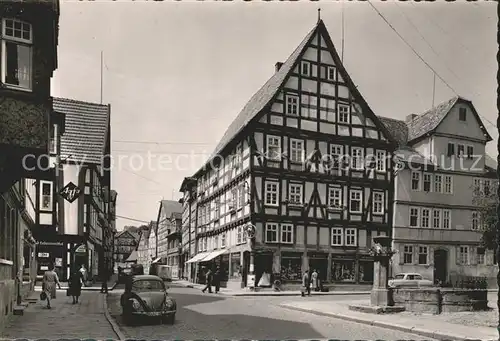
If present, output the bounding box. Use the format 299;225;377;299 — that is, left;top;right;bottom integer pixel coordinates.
54;97;110;165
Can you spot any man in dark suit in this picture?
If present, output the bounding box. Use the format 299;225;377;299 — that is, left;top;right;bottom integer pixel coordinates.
202;268;213;293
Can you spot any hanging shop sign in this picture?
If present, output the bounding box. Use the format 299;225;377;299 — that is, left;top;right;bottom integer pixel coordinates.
75;244;86;254
60;182;82;203
245;224;256;239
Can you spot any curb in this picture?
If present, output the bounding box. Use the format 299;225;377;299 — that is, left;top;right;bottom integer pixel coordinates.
103;293;126;341
280;304;491;341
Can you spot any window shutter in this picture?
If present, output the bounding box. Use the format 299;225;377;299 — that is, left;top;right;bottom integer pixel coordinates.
456;246;460;265
399;244;404;265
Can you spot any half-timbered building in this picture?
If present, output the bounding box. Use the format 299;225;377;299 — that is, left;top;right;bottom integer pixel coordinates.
182;19;398;289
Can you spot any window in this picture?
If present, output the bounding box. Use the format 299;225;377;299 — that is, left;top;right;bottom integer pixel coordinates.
432;209;441;228
471;211;479;230
409;207;419;227
1;18;33;90
421;208;430;228
214;235;219;249
221;232;226;248
328;187;342;208
229;188;237;211
327;66;335;81
301;61;310;76
351;147;364;170
265;223;278;243
264;181;278;206
267;135;281;161
40;181;53;211
349;190;362;213
236;226;243;244
459;108;467;121
457;144;465;157
447;143;455;156
466;145;474;159
444;175;453;194
345;228;356;246
214;197;220;219
418;246;428;265
403;245;413;264
288;184;302;205
286;94;299;115
203;238;208;251
423;173;431;192
281;224;293;244
239;185;245;207
477;248;485;265
338;104;349;123
459;246;469;265
372;192;384;215
375;150;386;172
433;175;442;193
330;144;343;170
49;124;58;154
443;210;451;229
483;180;491;196
331;228;343;246
411;172;421;191
289;139;304;163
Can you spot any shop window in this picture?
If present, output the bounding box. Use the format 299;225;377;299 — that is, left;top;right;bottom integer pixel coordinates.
230;253;241;279
280;255;302;281
331;260;355;282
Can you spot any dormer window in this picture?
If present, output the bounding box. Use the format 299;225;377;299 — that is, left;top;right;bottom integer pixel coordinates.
1;18;33;91
459;108;467;121
301;61;310;77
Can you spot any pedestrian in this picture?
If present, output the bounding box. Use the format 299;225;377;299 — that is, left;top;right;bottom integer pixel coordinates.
202;268;213;293
301;269;311;297
214;267;221;293
68;266;84;304
79;264;87;286
42;263;61;309
311;269;318;292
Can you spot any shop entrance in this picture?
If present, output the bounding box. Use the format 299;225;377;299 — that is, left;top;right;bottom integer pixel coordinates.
74;244;87;271
309;257;328;281
255;253;273;287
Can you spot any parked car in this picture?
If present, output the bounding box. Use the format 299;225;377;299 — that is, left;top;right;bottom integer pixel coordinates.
388;273;434;288
120;275;176;325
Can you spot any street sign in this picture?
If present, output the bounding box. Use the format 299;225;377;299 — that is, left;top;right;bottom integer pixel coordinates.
60;182;82;203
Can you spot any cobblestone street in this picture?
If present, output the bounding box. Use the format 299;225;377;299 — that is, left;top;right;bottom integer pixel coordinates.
107;286;436;340
1;290;118;339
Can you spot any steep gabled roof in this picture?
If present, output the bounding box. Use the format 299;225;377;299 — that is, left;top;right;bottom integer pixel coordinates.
378;116;409;146
115;230;136;240
156;200;182;227
54;97;110;164
191;20;396;177
407;96;492;143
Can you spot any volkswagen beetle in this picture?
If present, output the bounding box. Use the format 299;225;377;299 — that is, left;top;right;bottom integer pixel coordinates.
120;275;176;325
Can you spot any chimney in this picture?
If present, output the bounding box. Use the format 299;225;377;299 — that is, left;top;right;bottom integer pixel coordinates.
405;114;418;123
275;62;283;73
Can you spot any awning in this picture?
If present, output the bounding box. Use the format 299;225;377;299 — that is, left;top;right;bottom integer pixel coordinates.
185;252;210;264
200;249;227;262
151;257;161;264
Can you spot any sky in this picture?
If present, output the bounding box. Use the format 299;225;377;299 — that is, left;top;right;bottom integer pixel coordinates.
51;0;498;231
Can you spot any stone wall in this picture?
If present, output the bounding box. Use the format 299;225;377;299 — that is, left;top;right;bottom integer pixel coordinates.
393;288;488;314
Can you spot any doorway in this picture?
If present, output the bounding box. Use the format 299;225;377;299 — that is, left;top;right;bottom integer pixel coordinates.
433;249;448;285
255;253;273;287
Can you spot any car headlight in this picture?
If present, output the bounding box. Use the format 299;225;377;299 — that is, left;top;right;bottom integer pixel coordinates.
129;299;142;311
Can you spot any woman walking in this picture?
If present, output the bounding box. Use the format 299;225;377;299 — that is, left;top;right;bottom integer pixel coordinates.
68;267;84;304
42;263;61;309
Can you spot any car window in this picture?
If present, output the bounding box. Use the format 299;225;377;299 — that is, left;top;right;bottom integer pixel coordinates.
132;280;165;292
414;275;423;280
407;275;415;280
394;274;405;279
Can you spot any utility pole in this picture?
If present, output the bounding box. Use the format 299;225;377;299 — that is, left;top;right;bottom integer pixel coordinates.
100;51;103;104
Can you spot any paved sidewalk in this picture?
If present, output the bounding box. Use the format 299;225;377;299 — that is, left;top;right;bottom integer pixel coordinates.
280;299;497;341
174;280;371;296
1;291;118;339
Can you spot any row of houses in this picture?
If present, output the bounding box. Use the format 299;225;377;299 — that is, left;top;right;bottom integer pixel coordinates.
171;19;497;290
0;0;118;329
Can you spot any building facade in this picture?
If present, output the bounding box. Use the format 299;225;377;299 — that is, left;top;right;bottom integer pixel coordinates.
148;222;158;264
113;230;139;270
33;97;114;281
183;20;397;289
165;212;182;279
155;200;182;265
180;177;198;281
137;224;151;274
0;0;59;330
389;97;497;285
